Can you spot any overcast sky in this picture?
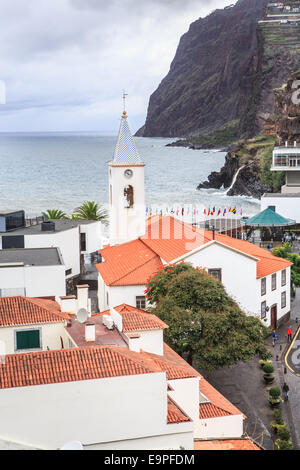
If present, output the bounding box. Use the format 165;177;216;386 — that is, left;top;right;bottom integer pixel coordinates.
0;0;234;133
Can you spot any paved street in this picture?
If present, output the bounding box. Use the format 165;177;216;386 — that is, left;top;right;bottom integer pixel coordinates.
199;289;300;450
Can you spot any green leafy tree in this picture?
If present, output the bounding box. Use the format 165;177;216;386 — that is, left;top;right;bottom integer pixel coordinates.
147;266;270;370
72;201;108;225
272;243;300;290
42;209;69;220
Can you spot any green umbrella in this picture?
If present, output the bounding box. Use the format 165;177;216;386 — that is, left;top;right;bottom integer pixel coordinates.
241;208;295;227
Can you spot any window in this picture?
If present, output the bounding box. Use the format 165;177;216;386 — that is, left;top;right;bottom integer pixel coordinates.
261;301;267;320
208;269;222;282
16;329;41;351
106;291;109;307
124;185;134;208
80;233;86;252
65;268;72;276
272;273;277;291
281;291;287;309
136;296;146;310
261;278;266;296
282;269;286;287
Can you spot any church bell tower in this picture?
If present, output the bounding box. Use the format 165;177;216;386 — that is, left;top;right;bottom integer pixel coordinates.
108;105;146;246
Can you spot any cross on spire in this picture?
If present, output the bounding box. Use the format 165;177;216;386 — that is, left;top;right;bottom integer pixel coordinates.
122;90;128;113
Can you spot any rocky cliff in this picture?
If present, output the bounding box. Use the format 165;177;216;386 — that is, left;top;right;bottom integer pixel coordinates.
274;69;300;145
198;70;300;198
138;0;300;141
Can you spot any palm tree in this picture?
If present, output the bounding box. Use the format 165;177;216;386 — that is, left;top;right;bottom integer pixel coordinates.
72;201;108;225
42;209;69;220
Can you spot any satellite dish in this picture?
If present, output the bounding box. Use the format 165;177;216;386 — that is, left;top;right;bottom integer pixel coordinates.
60;440;83;451
77;308;89;324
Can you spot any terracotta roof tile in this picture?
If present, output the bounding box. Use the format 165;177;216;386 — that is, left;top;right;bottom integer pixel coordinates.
97;216;290;286
199;378;244;417
194;439;260;451
96;304;168;332
0;346;163;389
199;402;231;419
0;297;69;327
167;396;191;424
97;239;163;286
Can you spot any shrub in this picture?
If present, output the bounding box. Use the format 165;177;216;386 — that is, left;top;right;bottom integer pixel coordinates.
273;409;284;425
278;426;291;441
275;439;293;450
269;386;281;398
263;363;274;374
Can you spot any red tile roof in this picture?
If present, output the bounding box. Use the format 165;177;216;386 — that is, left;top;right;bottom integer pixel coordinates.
97;216;291;285
96;304;168;332
199;378;244;418
0;346;164;389
199;402;231;419
143;343;199;380
194;439;260;451
0;297;69;327
167;396;191;424
97;239;163;286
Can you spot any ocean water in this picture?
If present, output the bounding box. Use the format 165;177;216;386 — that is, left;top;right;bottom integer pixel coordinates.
0;132;260;218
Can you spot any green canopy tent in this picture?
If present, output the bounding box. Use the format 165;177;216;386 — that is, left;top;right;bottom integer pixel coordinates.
241;207;295;245
242;207;295;227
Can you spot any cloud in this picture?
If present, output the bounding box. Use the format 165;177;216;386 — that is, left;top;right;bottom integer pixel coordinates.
0;0;234;132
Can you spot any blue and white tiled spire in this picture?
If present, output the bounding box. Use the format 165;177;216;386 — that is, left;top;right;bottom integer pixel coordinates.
113;111;142;163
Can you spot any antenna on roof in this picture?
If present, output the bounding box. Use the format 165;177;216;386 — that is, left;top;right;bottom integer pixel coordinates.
77;308;89;324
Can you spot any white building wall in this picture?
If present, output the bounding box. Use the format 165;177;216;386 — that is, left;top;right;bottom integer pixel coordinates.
261;196;300;223
25;228;80;278
0;322;69;355
85;431;194;450
109;163;146;246
0;265;66;299
98;279;147;313
0;372;193;450
80;222;102;254
257;267;291;326
168;378;200;423
184;244;258;315
127;330;164;356
194;414;244;440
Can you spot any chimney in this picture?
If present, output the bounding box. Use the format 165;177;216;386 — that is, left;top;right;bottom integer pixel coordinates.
295;141;297;148
77;285;89;311
285;141;288;148
60;295;77;313
85;323;95;342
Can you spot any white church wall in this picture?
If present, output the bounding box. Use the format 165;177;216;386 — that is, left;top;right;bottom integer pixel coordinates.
256;267;291;327
99;283;147;312
109;163;146;246
183;243;258;315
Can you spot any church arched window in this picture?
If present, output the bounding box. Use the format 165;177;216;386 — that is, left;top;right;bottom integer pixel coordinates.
124;185;134;208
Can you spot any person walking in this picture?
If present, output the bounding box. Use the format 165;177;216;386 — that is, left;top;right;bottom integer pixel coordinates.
272;331;278;347
287;327;293;343
283;382;290;401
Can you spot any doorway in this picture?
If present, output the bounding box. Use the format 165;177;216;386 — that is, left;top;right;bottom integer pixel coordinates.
271;305;277;330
